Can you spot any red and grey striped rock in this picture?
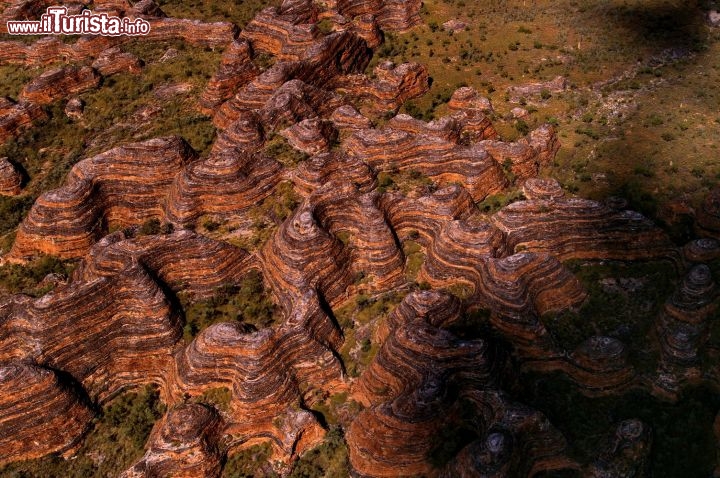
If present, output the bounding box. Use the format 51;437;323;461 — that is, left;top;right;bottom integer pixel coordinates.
199;40;260;115
0;96;47;145
0;157;22;196
121;404;224;478
19;66;100;105
91;47;143;76
10;136;197;259
279;118;338;155
0;362;94;466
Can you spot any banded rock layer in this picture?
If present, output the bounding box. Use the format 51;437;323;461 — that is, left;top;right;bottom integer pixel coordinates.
19;66;101;106
10;136;197;259
0;362;93;466
0;0;709;476
347;291;575;477
0;157;22;196
0;97;46;145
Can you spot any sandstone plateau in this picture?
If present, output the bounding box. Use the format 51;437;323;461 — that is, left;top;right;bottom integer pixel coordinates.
0;0;718;477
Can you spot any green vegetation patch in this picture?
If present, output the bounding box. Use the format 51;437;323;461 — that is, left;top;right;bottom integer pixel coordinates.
180;270;279;341
0;385;165;478
335;290;407;377
192;386;232;413
263;134;309;168
0;254;75;297
222;443;276;478
288;427;349;478
403;239;425;281
0;65;36;100
477;188;524;214
375;169;436;196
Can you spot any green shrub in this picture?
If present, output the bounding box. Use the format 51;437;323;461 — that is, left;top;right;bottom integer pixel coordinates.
575;127;600;140
316;18;334;35
515;119;530;135
203;218;222;232
138;218;161;236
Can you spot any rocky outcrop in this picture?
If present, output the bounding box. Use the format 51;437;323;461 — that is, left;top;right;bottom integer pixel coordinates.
654;264;718;398
240;6;319;60
213;32;371;130
330;104;373;131
444;390;577;477
92;0;162;16
163;150;283;226
0;157;22;195
0;256;182;399
76;230;255;299
168;310;334;462
130;0;166;17
259;202;353;309
347;291;494;477
293;151;376;196
492;180;677;263
10;136;197;259
349;13;383;48
339;61;430;113
0;36;113;66
310;183;405;292
91;47;143;76
586;420;651;478
522;177;565;200
697;187;720;240
0;0;55;34
448;86;494;113
421;245;586;319
479;124;559;180
121;404;224;478
347;291;575;477
684;238;720;263
379;184;476;242
19;66;101;105
259;79;345;131
0;96;47;144
144;18;238;47
0;361;94;465
336;0;422;31
279;118;338;155
64;97;84;120
199;39;260;115
564;336;635;395
343;116;510;201
0;221;339;465
507;75;568;102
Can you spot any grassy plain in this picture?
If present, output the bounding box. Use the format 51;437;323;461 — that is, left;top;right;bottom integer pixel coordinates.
375;0;720;231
